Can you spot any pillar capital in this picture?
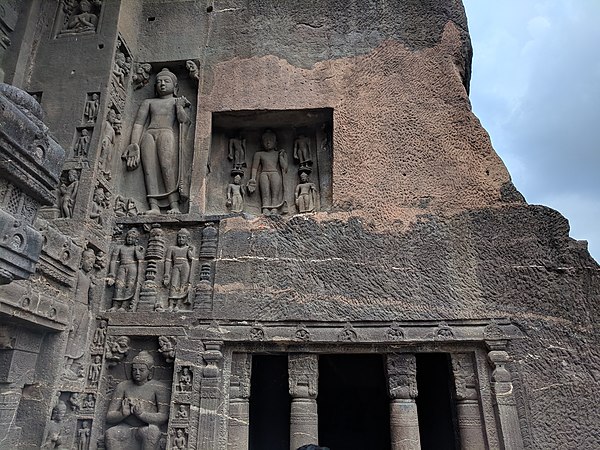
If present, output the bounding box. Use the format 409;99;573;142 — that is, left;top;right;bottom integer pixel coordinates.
386;353;418;400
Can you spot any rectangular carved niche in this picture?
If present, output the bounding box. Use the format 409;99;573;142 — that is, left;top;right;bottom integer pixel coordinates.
207;108;333;216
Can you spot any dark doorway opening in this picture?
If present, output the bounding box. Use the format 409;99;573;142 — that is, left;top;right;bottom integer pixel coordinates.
318;354;391;450
416;353;459;450
249;355;290;450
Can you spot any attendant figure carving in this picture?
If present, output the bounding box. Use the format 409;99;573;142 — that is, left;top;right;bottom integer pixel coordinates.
178;367;192;392
77;421;91;450
228;135;246;172
173;429;187;449
163;228;194;311
42;401;67;449
100;109;117;178
132;63;152;90
157;336;176;363
295;172;318;213
293;134;312;168
88;356;102;385
226;174;244;213
92;320;108;347
90;187;106;225
83;393;96;409
113;49;131;88
106;228;144;311
84;93;99;123
64;248;95;379
59;170;79;218
186;60;199;81
105;351;171;450
74;129;90;157
176;405;188;419
61;0;98;34
247;130;288;214
123;68;191;214
114;195;127;217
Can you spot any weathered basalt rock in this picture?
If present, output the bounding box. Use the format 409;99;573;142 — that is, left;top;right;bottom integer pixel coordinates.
0;1;597;449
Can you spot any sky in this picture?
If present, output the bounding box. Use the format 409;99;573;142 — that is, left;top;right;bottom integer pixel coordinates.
462;0;600;262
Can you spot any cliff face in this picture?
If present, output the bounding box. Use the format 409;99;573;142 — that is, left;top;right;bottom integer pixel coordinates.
0;1;597;448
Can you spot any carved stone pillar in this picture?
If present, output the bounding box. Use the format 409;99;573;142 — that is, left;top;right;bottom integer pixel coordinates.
488;348;524;450
198;340;224;450
228;353;252;450
386;353;421;450
288;354;319;450
451;353;487;449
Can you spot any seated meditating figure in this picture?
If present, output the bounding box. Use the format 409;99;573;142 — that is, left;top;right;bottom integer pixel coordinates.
105;351;171;449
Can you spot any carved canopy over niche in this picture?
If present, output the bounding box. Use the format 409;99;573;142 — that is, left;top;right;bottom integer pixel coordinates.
207;109;333;216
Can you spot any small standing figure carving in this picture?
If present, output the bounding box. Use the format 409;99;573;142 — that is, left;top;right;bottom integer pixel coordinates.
59;169;79;218
295;172;318;213
99;109;118;178
247;130;288;214
78;420;91;450
88;355;102;386
64;248;95;379
74;129;91;157
106;228;144;311
293;134;312;168
92;320;108;348
228;135;246;172
84;93;99;124
226;174;244;213
163;228;194;311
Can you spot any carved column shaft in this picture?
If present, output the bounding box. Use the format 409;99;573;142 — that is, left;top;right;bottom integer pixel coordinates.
198;341;223;450
451;353;487;449
288;354;319;450
227;353;251;450
386;353;421;450
488;349;524;450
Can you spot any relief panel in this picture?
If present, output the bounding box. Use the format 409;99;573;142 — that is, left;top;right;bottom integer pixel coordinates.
207;109;333;216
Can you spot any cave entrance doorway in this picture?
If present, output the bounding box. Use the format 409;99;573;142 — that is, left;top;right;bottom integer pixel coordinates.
318;354;391;450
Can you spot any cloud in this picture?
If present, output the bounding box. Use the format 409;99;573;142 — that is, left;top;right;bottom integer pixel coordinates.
464;0;600;261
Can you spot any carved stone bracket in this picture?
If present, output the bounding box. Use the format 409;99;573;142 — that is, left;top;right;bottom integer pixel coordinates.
386;354;421;450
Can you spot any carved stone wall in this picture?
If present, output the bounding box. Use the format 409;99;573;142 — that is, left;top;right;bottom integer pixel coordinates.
0;1;597;449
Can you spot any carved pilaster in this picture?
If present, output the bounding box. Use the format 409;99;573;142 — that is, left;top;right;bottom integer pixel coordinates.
386;353;420;450
198;340;223;450
487;349;524;450
451;353;487;449
288;353;318;450
227;353;252;450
